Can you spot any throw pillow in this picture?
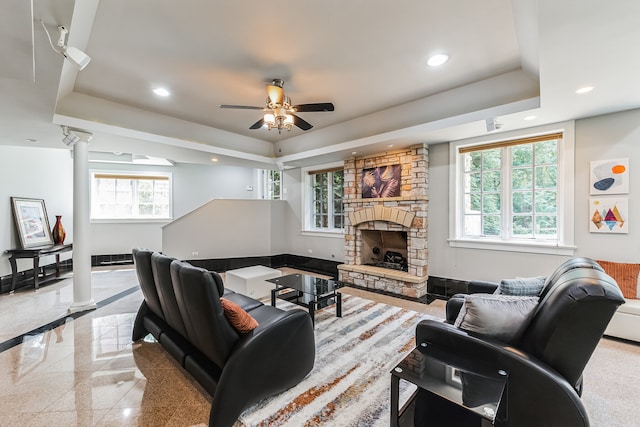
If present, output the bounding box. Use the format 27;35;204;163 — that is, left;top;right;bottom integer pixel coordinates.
494;276;546;296
454;294;539;344
220;297;259;334
596;260;640;299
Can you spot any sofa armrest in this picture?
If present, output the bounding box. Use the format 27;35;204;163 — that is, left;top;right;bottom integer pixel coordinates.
467;280;499;294
445;296;465;324
445;281;498;324
209;307;314;427
415;320;590;427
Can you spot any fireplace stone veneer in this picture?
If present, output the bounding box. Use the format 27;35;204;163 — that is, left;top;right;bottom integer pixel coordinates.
338;144;429;298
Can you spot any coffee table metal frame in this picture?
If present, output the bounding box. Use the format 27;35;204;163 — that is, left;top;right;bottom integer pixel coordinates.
268;273;343;325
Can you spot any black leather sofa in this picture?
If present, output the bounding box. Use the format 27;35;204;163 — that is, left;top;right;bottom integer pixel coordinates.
131;249;315;427
414;259;625;426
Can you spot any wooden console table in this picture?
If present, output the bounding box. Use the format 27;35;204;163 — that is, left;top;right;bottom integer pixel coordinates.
5;244;73;293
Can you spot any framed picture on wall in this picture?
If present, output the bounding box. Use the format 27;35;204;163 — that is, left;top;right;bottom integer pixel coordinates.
589;197;628;234
589;158;629;195
10;197;54;248
361;164;402;198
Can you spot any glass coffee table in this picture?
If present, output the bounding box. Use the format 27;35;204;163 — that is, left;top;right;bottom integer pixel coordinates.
391;343;508;426
267;274;344;325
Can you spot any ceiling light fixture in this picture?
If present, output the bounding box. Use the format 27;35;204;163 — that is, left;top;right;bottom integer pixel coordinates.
576;86;594;94
524;115;537;121
39;21;91;70
427;54;449;67
263;102;295;134
211;158;218;162
153;87;170;96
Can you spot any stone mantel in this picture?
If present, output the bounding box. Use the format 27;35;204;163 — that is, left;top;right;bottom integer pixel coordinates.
345;195;429;204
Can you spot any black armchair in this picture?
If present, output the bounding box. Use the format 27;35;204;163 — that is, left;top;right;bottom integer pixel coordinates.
445;257;605;324
415;265;625;426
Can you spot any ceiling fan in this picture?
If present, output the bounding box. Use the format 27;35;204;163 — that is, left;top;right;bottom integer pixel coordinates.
220;79;334;133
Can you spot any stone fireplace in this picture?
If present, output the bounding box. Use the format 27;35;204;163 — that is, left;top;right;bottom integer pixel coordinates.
338;144;429;298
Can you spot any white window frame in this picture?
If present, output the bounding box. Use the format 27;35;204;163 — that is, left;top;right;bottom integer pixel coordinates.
90;171;173;222
301;161;344;237
261;169;282;200
449;121;576;255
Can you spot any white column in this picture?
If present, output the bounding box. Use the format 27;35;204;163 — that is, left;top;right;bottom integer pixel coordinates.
68;139;96;313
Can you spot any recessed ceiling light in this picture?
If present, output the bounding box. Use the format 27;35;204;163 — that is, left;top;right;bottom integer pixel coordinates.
25;138;38;143
576;86;594;94
427;54;449;67
351;151;357;155
153;87;170;96
388;144;394;148
211;158;218;162
524;115;536;121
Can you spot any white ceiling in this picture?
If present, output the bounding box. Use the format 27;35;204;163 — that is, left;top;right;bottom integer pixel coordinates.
1;0;640;169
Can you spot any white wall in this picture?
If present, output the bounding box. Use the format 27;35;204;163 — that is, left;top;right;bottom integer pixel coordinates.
162;199;287;260
427;108;640;282
0;147;260;276
281;168;345;262
88;162;259;254
0;146;74;276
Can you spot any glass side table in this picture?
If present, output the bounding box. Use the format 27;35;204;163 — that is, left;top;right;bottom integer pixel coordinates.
391;343;508;427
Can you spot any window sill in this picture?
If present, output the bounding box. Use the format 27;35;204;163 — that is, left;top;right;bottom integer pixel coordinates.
91;218;173;224
301;230;344;238
448;238;576;255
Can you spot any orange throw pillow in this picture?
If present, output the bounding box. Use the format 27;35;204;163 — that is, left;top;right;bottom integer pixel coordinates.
220;298;259;333
597;260;640;299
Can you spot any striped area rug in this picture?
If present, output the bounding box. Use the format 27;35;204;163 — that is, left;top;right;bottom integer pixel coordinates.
238;295;440;426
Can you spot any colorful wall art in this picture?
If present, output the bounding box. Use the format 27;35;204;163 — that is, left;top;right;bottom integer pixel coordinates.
590;198;628;233
590;158;629;195
361;164;401;198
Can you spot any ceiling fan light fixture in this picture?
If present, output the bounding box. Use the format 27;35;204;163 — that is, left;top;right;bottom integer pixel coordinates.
264;113;276;127
284;114;294;128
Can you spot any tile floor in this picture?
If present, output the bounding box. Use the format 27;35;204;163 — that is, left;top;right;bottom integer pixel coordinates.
0;266;446;426
1;266;638;426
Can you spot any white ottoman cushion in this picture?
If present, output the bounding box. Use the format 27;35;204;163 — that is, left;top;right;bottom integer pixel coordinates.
225;266;282;299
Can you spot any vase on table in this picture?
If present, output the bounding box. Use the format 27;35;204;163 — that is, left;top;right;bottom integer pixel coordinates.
52;215;66;245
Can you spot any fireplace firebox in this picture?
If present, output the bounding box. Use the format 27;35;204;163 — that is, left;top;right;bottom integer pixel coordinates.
361;230;408;272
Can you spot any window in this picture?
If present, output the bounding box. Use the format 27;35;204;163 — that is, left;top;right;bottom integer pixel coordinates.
263;169;282;200
450;122;575;255
91;172;172;220
303;164;344;233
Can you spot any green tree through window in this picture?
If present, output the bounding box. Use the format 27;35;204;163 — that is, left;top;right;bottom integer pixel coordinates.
461;135;560;240
310;169;344;230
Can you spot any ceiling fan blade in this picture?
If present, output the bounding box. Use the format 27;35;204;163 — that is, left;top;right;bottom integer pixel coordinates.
292;103;335;112
249;118;265;129
220;104;265;110
266;84;284;105
291;114;313;131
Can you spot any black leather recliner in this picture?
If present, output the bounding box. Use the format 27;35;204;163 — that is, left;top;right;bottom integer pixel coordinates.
131;249;316;427
445;257;605;324
414;263;625;426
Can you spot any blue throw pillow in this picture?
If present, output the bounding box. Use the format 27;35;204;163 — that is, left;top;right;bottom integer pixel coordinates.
494;276;546;296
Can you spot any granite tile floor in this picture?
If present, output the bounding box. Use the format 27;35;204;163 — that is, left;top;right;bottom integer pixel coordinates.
0;266;637;426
